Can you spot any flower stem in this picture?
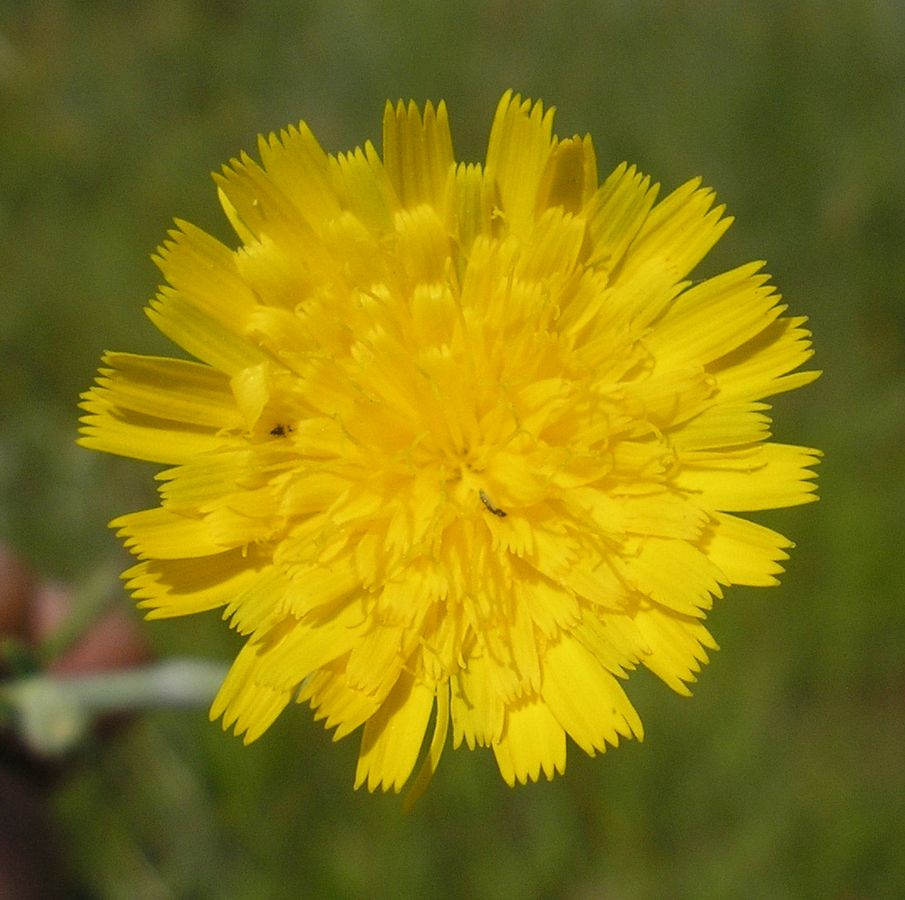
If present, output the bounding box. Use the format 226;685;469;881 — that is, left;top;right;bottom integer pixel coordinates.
0;658;228;756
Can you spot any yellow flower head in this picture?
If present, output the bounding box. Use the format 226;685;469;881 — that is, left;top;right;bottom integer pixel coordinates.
79;92;820;799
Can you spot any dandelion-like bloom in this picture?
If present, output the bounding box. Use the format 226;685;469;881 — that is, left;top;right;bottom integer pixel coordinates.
79;92;820;797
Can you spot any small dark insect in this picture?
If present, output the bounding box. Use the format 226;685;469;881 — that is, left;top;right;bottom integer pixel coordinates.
479;489;507;518
270;424;292;437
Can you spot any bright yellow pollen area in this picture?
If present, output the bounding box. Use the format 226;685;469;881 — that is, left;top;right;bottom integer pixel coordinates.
78;91;821;799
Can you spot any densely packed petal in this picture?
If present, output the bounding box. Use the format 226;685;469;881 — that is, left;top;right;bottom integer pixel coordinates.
79;91;820;798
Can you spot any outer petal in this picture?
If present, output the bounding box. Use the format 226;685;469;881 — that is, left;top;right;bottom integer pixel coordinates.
382;99;455;211
147;288;268;376
584;162;658;273
124;547;273;619
612;178;732;286
355;672;436;792
674;443;822;510
712;315;820;402
492;693;566;786
153;222;259;324
403;684;450;811
484;91;556;237
646;262;783;370
256;121;342;230
112;507;227;559
210;641;293;743
614;538;726;617
534;135;598;215
450;648;506;750
541;636;642;755
702;512;793;587
300;661;383;740
81;352;242;427
78;352;248;465
634;605;719;695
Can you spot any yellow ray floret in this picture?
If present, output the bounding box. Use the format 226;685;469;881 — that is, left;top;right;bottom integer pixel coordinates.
78;90;821;799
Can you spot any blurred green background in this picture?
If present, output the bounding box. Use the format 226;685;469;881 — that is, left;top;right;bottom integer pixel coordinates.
1;1;903;897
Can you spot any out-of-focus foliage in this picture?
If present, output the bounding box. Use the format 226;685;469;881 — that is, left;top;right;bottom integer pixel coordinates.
1;1;902;897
